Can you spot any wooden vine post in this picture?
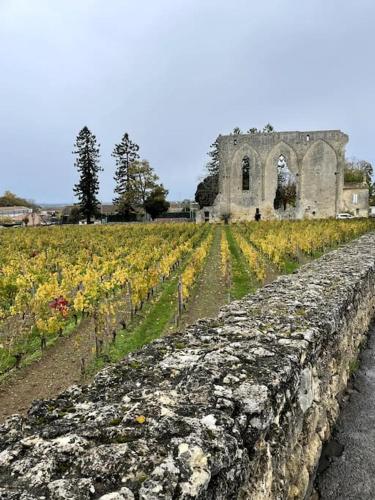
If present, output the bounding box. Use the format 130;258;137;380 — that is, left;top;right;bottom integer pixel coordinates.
226;263;232;303
127;280;134;320
93;306;100;358
177;275;183;324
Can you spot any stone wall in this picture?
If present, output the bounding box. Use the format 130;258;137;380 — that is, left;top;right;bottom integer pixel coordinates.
197;129;349;222
1;233;375;499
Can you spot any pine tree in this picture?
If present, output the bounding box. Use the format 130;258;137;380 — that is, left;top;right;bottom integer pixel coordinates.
233;127;242;134
112;133;140;217
206;138;220;176
73;126;102;224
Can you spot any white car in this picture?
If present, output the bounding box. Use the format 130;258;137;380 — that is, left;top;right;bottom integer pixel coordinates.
336;213;355;219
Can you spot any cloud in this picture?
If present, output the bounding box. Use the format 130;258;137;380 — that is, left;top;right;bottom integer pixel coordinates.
0;0;374;202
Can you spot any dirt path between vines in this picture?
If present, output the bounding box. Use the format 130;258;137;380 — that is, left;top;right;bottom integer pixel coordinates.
180;226;228;328
0;319;95;424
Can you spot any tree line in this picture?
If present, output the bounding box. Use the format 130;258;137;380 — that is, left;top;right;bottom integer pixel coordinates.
73;127;169;224
0;191;39;209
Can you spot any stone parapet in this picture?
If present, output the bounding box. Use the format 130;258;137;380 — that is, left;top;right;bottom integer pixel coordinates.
219;129;348;146
1;233;375;499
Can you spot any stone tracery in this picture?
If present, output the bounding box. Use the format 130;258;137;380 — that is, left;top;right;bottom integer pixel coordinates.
197;130;351;221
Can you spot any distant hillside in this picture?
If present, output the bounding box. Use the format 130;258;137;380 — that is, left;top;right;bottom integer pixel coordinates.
39;203;71;208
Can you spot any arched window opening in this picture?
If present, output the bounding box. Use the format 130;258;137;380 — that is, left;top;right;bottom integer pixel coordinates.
273;155;297;210
242;156;250;191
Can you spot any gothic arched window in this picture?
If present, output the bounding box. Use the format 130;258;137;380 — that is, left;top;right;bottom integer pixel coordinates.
274;154;297;210
242;156;250;191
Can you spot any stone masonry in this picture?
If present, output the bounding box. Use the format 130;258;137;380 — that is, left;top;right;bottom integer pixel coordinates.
197;130;368;222
1;233;375;499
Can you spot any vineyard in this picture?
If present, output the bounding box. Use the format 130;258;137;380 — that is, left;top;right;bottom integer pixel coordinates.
0;223;212;374
0;218;374;396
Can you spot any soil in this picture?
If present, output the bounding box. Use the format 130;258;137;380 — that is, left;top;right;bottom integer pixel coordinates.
180;226;228;327
0;317;95;424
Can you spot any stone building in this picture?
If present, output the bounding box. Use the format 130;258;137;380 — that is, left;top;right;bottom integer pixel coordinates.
341;182;369;218
196;130;369;221
0;206;32;218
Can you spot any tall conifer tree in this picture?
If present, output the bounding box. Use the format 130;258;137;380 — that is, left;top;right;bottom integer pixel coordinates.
206;138;220;176
73;126;102;224
112;133;140;217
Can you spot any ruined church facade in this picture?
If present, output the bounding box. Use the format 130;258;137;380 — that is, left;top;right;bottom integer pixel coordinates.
197;130;368;221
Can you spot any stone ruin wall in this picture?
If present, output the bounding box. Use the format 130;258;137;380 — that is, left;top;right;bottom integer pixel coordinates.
199;130;349;222
1;232;375;499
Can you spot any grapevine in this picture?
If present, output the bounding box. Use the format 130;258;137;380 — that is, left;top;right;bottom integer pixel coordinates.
0;223;207;369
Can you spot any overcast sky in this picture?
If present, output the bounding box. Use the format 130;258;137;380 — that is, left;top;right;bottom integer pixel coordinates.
0;0;374;203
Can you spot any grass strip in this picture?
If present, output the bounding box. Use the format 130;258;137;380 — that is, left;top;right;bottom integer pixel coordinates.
225;226;257;300
95;273;181;370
